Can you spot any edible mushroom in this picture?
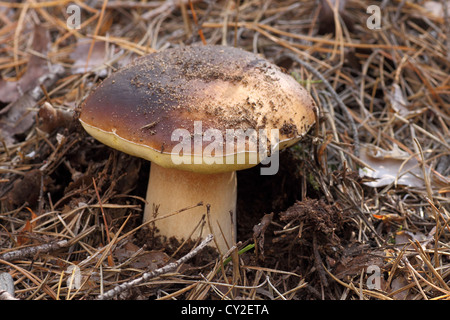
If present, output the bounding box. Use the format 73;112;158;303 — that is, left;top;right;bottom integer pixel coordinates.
79;45;317;253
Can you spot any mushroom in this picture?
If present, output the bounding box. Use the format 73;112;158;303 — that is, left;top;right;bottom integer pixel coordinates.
79;45;317;254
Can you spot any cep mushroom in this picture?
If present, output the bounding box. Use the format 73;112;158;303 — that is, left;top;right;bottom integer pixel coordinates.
79;45;317;254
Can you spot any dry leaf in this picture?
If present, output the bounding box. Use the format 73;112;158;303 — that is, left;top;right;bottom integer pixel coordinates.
16;209;37;246
0;93;37;145
333;244;385;279
70;40;109;75
26;207;38;229
373;213;405;224
358;144;424;188
0;25;50;103
6;169;42;208
0;66;65;146
130;251;170;269
114;242;171;270
395;230;427;245
389;84;427;119
390;84;409;117
65;265;82;290
423;1;450;19
389;275;411;300
395;227;435;250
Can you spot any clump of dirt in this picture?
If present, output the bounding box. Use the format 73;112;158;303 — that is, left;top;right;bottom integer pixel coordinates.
279;198;347;253
260;198;352;298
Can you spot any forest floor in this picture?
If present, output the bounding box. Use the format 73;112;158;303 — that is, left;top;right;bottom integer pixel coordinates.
0;0;449;300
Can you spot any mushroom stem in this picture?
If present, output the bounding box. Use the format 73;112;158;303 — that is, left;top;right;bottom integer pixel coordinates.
144;163;237;254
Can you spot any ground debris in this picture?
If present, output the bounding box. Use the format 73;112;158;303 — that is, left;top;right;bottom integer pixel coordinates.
0;0;448;301
4;169;42;208
279;198;345;249
252;212;273;261
332;244;386;279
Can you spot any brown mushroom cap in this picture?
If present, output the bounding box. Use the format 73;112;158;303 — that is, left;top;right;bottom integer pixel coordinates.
79;45;316;173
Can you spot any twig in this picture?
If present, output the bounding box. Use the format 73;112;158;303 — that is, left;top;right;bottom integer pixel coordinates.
85;0;109;73
92;177;114;267
188;0;206;44
312;233;328;287
0;240;68;261
443;0;450;61
141;0;199;20
96;234;214;300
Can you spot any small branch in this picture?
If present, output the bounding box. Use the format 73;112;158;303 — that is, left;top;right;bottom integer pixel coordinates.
0;240;68;261
312;233;329;288
188;0;206;45
96;234;214;300
92;177;114;267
